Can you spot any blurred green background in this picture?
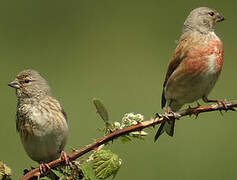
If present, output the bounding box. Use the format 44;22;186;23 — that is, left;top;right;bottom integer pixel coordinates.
1;0;236;179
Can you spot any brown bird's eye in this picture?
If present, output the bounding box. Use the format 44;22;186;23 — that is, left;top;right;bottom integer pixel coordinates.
208;11;215;16
24;79;30;83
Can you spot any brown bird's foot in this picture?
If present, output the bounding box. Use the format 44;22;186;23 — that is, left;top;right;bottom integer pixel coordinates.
202;96;228;110
39;163;50;174
60;151;72;167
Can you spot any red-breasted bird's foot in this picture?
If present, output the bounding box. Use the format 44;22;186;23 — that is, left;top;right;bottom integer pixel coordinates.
163;107;176;119
165;107;173;114
154;113;162;119
164;107;180;119
202;96;228;110
217;100;228;110
39;163;50;174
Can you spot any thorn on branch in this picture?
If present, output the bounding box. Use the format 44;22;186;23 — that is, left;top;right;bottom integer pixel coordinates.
194;111;200;119
196;102;201;107
71;147;78;153
155;113;162;118
136;121;142;125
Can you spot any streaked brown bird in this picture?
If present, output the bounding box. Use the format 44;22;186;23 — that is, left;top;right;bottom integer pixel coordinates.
155;7;225;141
8;69;68;171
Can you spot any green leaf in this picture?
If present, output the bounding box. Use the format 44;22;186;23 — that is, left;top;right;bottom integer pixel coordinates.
50;169;64;178
40;164;80;180
80;162;95;180
39;177;51;180
39;168;63;180
93;150;122;179
93;98;109;123
118;135;132;143
58;177;67;180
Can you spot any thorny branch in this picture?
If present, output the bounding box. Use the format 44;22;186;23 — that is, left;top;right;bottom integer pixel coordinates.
20;100;237;180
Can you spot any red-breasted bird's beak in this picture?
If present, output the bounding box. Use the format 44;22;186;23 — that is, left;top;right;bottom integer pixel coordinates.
8;80;20;89
216;14;225;22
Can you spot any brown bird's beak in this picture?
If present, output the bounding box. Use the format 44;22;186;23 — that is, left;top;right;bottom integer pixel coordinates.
8;80;20;89
216;14;225;22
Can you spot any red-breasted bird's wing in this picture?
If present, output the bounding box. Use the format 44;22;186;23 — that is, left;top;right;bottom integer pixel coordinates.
156;37;189;141
161;37;188;108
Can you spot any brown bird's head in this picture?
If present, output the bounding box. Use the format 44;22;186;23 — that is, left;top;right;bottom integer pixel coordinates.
183;7;225;34
8;69;51;99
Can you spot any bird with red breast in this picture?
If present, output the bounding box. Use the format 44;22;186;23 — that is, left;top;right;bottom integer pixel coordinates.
154;7;225;141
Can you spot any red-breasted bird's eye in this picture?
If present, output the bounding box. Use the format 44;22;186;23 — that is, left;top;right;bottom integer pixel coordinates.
208;11;215;16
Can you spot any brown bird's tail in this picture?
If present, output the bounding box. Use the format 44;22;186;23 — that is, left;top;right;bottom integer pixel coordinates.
154;103;182;141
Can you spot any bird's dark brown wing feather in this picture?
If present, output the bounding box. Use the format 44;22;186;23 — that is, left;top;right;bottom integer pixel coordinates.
61;106;68;122
16;111;21;132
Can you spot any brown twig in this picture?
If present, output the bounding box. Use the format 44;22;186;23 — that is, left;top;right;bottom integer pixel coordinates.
20;101;237;180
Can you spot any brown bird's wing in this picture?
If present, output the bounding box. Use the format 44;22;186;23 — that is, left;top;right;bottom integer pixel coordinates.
16;110;21;132
61;106;68;122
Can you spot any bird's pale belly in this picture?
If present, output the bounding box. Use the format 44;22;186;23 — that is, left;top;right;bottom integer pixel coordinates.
19;110;68;163
21;131;63;163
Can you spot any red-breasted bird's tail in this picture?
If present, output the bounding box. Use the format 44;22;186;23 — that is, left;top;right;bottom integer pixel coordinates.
154;103;182;141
